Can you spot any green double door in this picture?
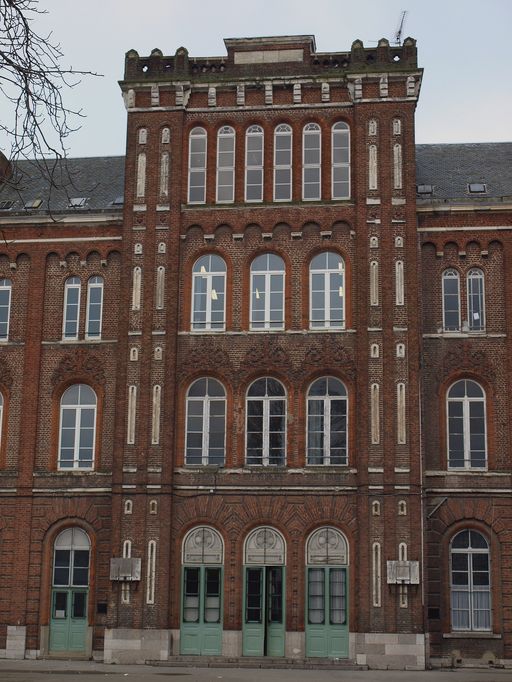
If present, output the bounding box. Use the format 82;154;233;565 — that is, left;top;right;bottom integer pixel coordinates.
49;588;88;653
181;566;223;655
243;566;285;657
305;566;348;658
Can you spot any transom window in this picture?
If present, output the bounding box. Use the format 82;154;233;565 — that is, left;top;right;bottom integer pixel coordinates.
62;277;81;339
250;254;285;330
447;380;486;469
307;378;348;465
274;124;292;201
0;278;12;341
85;276;104;339
188;127;207;204
467;268;485;332
442;269;461;332
310;252;345;329
191;255;226;331
59;384;97;470
331;122;350;199
303;123;321;200
246;378;286;466
185;378;226;466
245;125;264;202
451;530;491;631
216;126;235;203
53;528;90;587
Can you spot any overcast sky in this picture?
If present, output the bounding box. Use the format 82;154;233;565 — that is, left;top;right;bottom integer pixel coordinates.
4;0;512;158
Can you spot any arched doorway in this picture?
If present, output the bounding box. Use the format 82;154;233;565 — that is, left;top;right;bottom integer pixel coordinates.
242;526;286;657
180;526;224;655
305;527;349;658
49;528;90;654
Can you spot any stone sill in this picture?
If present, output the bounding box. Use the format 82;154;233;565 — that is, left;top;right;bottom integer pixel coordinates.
443;632;501;639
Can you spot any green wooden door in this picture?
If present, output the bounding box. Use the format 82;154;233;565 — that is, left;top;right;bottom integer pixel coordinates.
305;567;348;658
243;566;285;656
181;566;223;655
49;589;88;652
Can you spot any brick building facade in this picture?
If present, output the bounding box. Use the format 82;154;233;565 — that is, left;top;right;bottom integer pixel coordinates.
0;35;510;669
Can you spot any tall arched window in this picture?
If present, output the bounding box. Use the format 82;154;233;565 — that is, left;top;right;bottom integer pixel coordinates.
53;528;90;587
447;380;486;469
443;269;460;332
216;126;235;203
0;278;12;341
303;123;321;200
59;384;97;470
310;252;345;329
246;378;286;466
274;124;292;201
85;276;104;339
188;127;207;204
467;268;485;332
451;530;491;631
245;125;264;202
331;122;350;199
63;277;81;339
186;378;226;466
307;378;348;465
250;254;285;330
191;255;226;331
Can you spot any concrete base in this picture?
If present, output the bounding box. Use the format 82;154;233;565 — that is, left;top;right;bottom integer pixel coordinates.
354;633;426;670
222;630;242;657
103;628;170;664
5;626;26;660
285;631;304;658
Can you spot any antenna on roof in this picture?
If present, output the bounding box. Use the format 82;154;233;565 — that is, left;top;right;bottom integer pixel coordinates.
394;10;408;46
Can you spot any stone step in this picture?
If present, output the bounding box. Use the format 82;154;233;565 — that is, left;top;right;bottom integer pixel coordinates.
148;656;368;670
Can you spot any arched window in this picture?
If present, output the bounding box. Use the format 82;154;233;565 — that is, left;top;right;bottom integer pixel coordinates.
85;276;103;339
245;125;264;202
188;127;207;204
331;122;350;199
186;378;226;466
450;530;491;631
443;269;461;332
53;528;90;587
303;123;321;200
309;252;345;329
274;124;292;201
0;278;12;341
216;126;235;203
191;255;226;331
63;277;81;339
307;377;348;465
59;384;97;470
447;380;486;469
0;392;4;449
467;268;485;332
246;378;286;466
250;253;285;330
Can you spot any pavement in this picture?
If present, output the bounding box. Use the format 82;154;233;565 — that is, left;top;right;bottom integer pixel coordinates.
0;659;511;682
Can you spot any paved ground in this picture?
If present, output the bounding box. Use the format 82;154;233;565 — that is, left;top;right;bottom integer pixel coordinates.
0;660;511;682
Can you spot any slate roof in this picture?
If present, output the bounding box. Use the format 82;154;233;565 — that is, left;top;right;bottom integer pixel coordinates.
415;143;512;202
0;156;125;214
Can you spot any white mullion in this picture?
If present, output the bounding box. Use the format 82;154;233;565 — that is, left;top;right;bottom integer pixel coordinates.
202;396;210;465
205;274;213;330
263;398;270;465
324;397;331;464
463;396;471;468
324;271;330;326
73;406;81;468
264;272;271;329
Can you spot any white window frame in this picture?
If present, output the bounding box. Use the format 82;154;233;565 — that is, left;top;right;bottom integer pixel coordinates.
450;530;491;632
188;127;207;204
309;252;345;329
216;126;235;203
185;378;226;466
245;125;264;202
306;377;348;465
85;276;104;339
62;276;81;340
0;278;12;341
331;121;350;199
447;380;487;470
273;124;292;202
442;269;461;332
467;268;485;332
246;378;286;466
58;384;97;470
191;255;226;332
250;254;285;330
302;123;321;201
